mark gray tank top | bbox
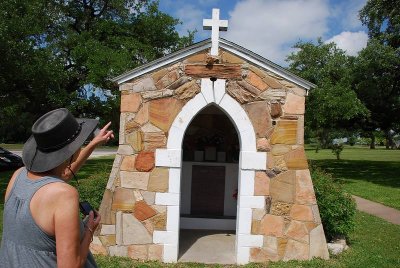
[0,168,97,267]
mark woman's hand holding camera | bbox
[85,210,101,241]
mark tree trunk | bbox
[369,133,376,149]
[385,129,394,149]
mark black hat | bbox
[22,108,98,172]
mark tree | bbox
[352,39,400,148]
[286,39,368,149]
[359,0,400,48]
[0,0,194,143]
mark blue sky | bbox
[158,0,369,66]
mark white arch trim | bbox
[154,78,267,264]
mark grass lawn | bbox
[305,146,400,210]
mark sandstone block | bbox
[257,138,271,152]
[251,220,261,234]
[260,214,284,237]
[237,80,263,96]
[141,89,174,100]
[263,74,283,89]
[271,201,291,216]
[125,119,140,134]
[122,213,152,245]
[150,213,167,230]
[141,191,156,205]
[152,68,169,83]
[143,132,167,151]
[148,244,163,261]
[295,170,317,205]
[142,219,154,235]
[290,204,314,222]
[221,52,245,64]
[131,77,156,92]
[99,189,113,224]
[108,245,128,257]
[175,80,200,100]
[149,98,183,132]
[90,241,107,255]
[246,71,268,91]
[125,131,143,152]
[120,155,137,171]
[148,168,169,192]
[134,102,149,126]
[271,144,291,156]
[283,93,305,115]
[99,235,116,247]
[277,238,288,258]
[284,147,308,170]
[250,248,270,263]
[283,239,309,261]
[135,151,155,172]
[270,171,295,203]
[263,235,279,261]
[127,245,147,260]
[309,224,329,259]
[270,103,282,118]
[184,52,206,63]
[100,224,116,235]
[117,145,134,155]
[244,101,272,138]
[253,208,266,220]
[285,220,308,243]
[134,200,157,221]
[112,188,135,211]
[121,93,142,113]
[226,81,257,104]
[270,120,298,145]
[254,171,270,196]
[120,171,150,190]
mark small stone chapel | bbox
[92,8,329,264]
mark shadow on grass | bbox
[309,159,400,189]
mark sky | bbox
[158,0,369,66]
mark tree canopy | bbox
[0,0,193,142]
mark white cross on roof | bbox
[203,8,228,56]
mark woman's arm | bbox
[63,122,114,180]
[54,185,101,268]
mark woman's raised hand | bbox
[91,122,114,146]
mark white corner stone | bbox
[240,151,266,170]
[237,234,264,247]
[168,168,181,194]
[237,208,252,234]
[163,244,178,263]
[239,129,257,152]
[236,246,250,265]
[155,192,179,206]
[240,196,265,208]
[155,149,182,167]
[200,78,214,103]
[167,126,184,149]
[166,206,180,232]
[238,170,255,196]
[153,231,178,244]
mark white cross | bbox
[203,8,228,56]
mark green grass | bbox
[305,146,400,210]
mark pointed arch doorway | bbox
[178,104,239,263]
[154,78,267,264]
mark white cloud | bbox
[224,0,331,65]
[325,31,368,56]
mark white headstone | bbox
[203,8,228,56]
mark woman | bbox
[0,108,114,267]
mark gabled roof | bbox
[112,38,316,90]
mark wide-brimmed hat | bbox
[22,108,98,172]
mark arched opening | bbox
[178,104,240,264]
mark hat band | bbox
[37,122,84,152]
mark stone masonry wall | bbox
[92,48,329,262]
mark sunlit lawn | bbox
[305,145,400,210]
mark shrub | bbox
[311,167,356,241]
[331,143,344,160]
